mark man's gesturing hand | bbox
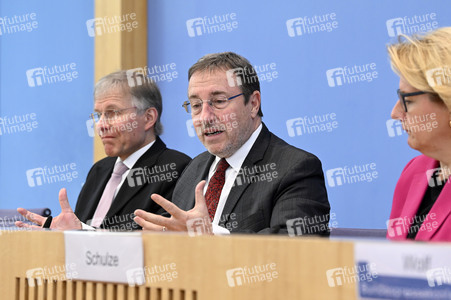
[16,188,82,230]
[134,181,212,234]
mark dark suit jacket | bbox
[75,137,191,230]
[172,124,330,235]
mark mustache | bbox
[194,119,221,128]
[194,122,226,132]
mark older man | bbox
[134,52,330,235]
[16,71,191,230]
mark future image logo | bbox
[26,68,45,87]
[26,163,78,187]
[286,13,338,37]
[326,263,377,288]
[386,119,403,137]
[286,113,338,137]
[126,67,148,87]
[226,263,278,287]
[387,113,438,138]
[226,67,256,87]
[187,113,238,138]
[186,18,204,37]
[126,64,178,87]
[326,63,378,87]
[226,63,278,87]
[186,217,212,236]
[325,163,378,188]
[86,18,102,37]
[426,167,451,188]
[0,13,38,35]
[0,113,38,136]
[386,214,437,238]
[186,13,238,37]
[286,213,337,237]
[386,217,407,238]
[26,168,45,187]
[386,18,405,37]
[126,268,145,286]
[186,119,197,137]
[426,66,451,87]
[126,163,179,187]
[86,119,95,137]
[233,163,279,188]
[26,63,79,87]
[326,68,345,87]
[26,263,78,287]
[386,13,438,37]
[427,267,451,287]
[86,13,138,37]
[126,263,178,286]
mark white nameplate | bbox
[355,241,451,299]
[64,231,143,284]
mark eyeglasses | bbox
[182,93,243,114]
[90,107,137,123]
[397,89,427,112]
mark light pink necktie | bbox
[91,161,128,227]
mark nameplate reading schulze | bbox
[85,251,119,267]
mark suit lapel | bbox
[184,154,215,210]
[220,124,271,224]
[104,138,166,218]
[396,158,436,239]
[418,168,451,240]
[397,173,428,238]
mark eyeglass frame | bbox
[397,89,427,112]
[182,93,244,114]
[90,107,139,123]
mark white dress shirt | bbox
[206,124,263,234]
[114,140,155,197]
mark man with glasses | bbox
[16,71,191,231]
[134,52,330,235]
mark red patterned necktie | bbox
[205,158,230,221]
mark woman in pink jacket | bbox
[387,27,451,241]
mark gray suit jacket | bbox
[172,124,330,235]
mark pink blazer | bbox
[387,155,451,241]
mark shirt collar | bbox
[211,123,263,172]
[116,139,156,169]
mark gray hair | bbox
[94,70,163,135]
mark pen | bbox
[42,216,53,229]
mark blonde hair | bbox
[388,27,451,111]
